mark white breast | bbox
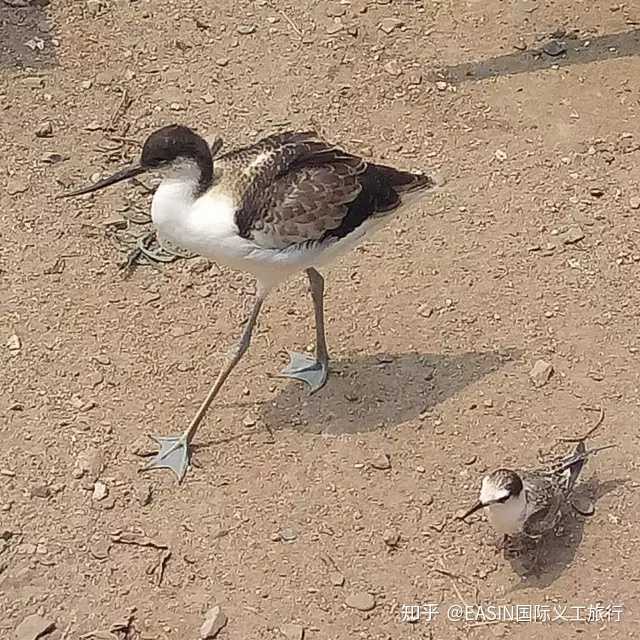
[486,495,527,535]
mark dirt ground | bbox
[2,1,640,639]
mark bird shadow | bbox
[506,477,628,591]
[259,348,519,435]
[431,27,640,84]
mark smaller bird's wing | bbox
[521,472,563,538]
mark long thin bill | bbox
[458,501,485,521]
[60,164,146,198]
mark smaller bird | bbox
[458,441,615,548]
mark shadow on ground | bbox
[259,348,518,435]
[432,28,640,83]
[507,477,627,589]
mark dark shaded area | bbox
[432,28,640,84]
[260,348,518,435]
[507,477,628,589]
[0,0,57,69]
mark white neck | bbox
[485,493,527,535]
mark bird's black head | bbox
[140,124,212,170]
[458,468,524,521]
[62,124,214,198]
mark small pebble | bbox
[15,614,55,640]
[35,121,53,138]
[200,605,227,639]
[7,334,21,351]
[379,18,403,34]
[370,453,391,470]
[278,528,298,543]
[345,592,376,611]
[92,481,108,501]
[529,359,553,387]
[330,571,345,586]
[280,623,304,640]
[383,528,400,547]
[237,24,256,35]
[561,225,585,244]
[629,196,640,210]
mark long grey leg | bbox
[143,293,266,482]
[279,268,329,393]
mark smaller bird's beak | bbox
[60,163,146,198]
[458,500,485,521]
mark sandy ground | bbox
[1,1,640,639]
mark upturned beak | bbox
[60,163,146,198]
[458,500,485,521]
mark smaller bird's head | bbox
[61,124,213,198]
[459,469,523,520]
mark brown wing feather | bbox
[213,130,433,249]
[251,162,364,248]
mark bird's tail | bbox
[374,164,444,195]
[556,442,616,493]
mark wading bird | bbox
[64,124,439,481]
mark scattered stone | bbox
[589,187,605,197]
[242,414,257,427]
[483,398,494,408]
[418,304,433,318]
[278,528,298,543]
[561,225,585,245]
[85,120,101,131]
[94,354,111,366]
[280,623,304,640]
[17,543,37,555]
[382,528,400,547]
[529,359,553,387]
[15,614,54,640]
[74,450,104,484]
[92,481,108,501]
[70,395,96,412]
[237,24,256,35]
[416,465,425,473]
[30,484,50,499]
[7,334,21,351]
[22,76,45,89]
[136,483,153,507]
[89,539,111,560]
[326,22,344,35]
[202,94,215,104]
[35,121,53,138]
[494,149,507,161]
[370,453,391,470]
[383,60,402,76]
[435,81,448,91]
[345,592,376,611]
[629,196,640,210]
[330,571,345,586]
[200,605,227,639]
[7,180,28,195]
[543,39,567,56]
[41,152,64,164]
[215,57,229,67]
[379,18,403,34]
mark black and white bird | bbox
[64,124,440,481]
[459,441,614,545]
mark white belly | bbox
[486,500,526,535]
[151,180,395,288]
